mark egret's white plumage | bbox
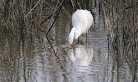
[69,9,93,48]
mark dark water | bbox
[0,29,108,82]
[0,10,136,82]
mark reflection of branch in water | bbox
[68,44,93,73]
[46,37,57,57]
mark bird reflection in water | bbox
[68,44,93,74]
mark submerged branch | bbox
[45,0,65,36]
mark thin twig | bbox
[40,0,65,25]
[25,0,42,18]
[70,0,74,8]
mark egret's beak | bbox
[68,43,72,49]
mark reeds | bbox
[0,0,67,35]
[102,0,138,81]
[0,0,92,34]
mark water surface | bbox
[0,9,135,82]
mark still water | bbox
[0,12,135,82]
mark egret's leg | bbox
[86,30,88,42]
[78,37,80,44]
[86,33,88,42]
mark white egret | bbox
[68,9,93,48]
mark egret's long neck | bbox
[69,27,76,44]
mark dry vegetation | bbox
[0,0,92,35]
[102,0,138,81]
[0,0,66,34]
[0,0,138,81]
